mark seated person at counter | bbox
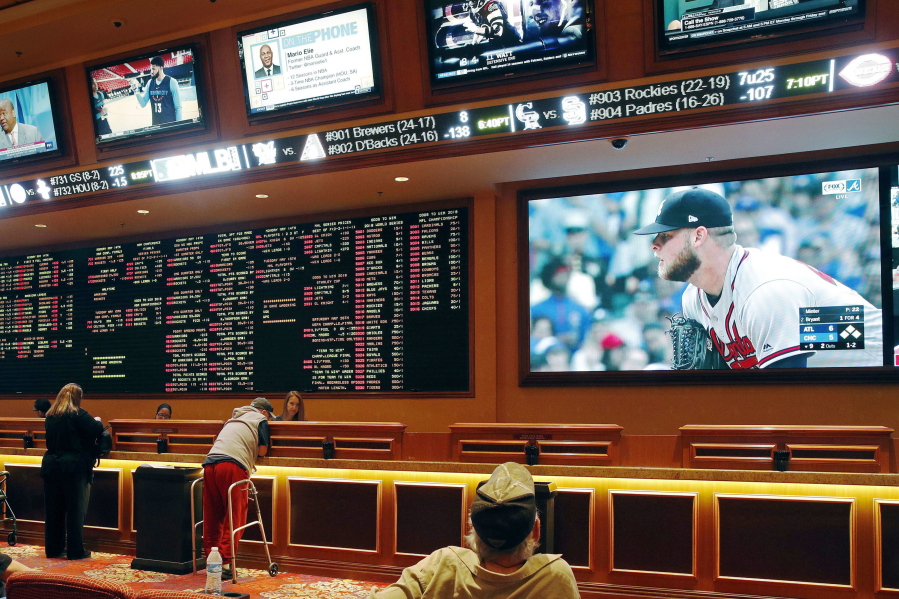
[33,397,50,418]
[274,391,304,421]
[155,403,172,420]
[370,462,581,598]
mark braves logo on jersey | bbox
[709,304,758,369]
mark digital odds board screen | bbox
[524,163,895,383]
[0,205,469,394]
[237,3,381,117]
[424,0,595,87]
[87,44,205,144]
[0,79,62,166]
[658,0,865,53]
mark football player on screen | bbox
[634,187,883,369]
[463,0,521,50]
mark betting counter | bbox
[1,420,898,599]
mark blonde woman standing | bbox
[41,383,103,560]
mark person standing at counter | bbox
[371,462,581,598]
[202,397,273,579]
[274,391,304,422]
[41,383,103,560]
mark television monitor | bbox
[424,0,595,87]
[87,44,204,144]
[657,0,865,53]
[237,3,381,117]
[0,78,61,165]
[524,164,892,382]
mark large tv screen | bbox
[87,44,204,144]
[424,0,595,87]
[524,164,893,382]
[658,0,865,53]
[0,79,61,165]
[237,3,381,117]
[0,204,469,394]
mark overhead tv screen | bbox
[237,3,381,117]
[525,164,892,380]
[658,0,865,53]
[424,0,595,87]
[0,204,469,394]
[0,79,61,165]
[87,44,204,144]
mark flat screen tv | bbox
[237,3,381,117]
[523,162,895,384]
[87,44,205,144]
[0,78,61,165]
[424,0,595,87]
[657,0,865,54]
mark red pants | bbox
[202,461,250,564]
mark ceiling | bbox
[0,0,897,254]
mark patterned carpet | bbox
[3,544,391,598]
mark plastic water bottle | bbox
[205,546,222,595]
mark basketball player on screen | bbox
[634,187,883,369]
[133,55,182,125]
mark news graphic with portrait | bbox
[240,6,377,114]
[528,168,885,373]
[426,0,592,84]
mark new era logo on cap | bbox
[634,187,733,235]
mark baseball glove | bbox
[666,313,728,370]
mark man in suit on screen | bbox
[0,98,43,149]
[254,44,281,78]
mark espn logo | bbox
[822,179,861,195]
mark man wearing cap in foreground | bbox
[634,187,881,369]
[370,462,580,598]
[202,397,273,579]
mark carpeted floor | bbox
[3,543,391,598]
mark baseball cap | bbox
[634,187,733,235]
[250,397,274,413]
[470,462,537,551]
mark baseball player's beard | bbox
[658,244,700,282]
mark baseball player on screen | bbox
[634,187,883,369]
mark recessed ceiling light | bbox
[35,224,47,228]
[395,177,409,182]
[256,194,269,199]
[137,209,150,214]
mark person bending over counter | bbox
[371,462,581,598]
[274,391,304,421]
[202,397,273,580]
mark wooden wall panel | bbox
[717,495,852,586]
[4,464,42,522]
[878,500,899,590]
[553,489,593,568]
[288,478,379,551]
[611,491,694,575]
[394,482,464,556]
[240,475,274,543]
[85,469,120,530]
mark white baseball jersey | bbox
[682,246,883,369]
